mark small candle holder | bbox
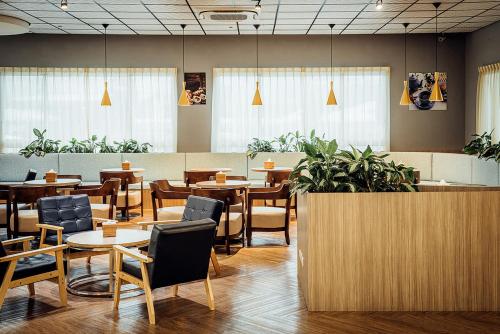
[264,159,275,169]
[45,169,57,183]
[122,160,131,170]
[215,171,226,184]
[102,221,118,237]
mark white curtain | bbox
[0,67,177,153]
[476,63,500,141]
[211,67,390,152]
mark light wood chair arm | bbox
[36,224,64,231]
[1,236,34,246]
[0,244,68,263]
[113,245,153,263]
[138,219,183,230]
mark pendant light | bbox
[429,2,444,102]
[178,24,190,106]
[252,24,263,106]
[101,24,111,107]
[400,23,411,105]
[326,24,337,106]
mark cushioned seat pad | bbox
[157,206,184,221]
[251,207,286,228]
[0,203,29,225]
[10,209,40,233]
[12,254,57,280]
[117,190,141,208]
[91,203,116,219]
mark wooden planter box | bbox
[297,191,500,311]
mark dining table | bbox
[195,180,251,189]
[24,178,82,188]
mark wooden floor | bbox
[1,210,500,334]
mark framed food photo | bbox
[408,72,447,111]
[184,72,207,105]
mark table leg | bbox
[109,249,114,293]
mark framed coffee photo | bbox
[184,72,207,105]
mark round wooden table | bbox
[66,229,151,297]
[101,167,145,173]
[188,168,232,173]
[251,167,293,172]
[196,180,251,189]
[23,178,81,187]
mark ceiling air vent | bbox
[199,9,258,22]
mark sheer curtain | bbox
[476,63,500,141]
[0,67,177,152]
[211,67,390,152]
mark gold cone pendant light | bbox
[101,24,111,107]
[178,24,191,106]
[252,24,262,106]
[429,2,443,102]
[400,23,411,106]
[327,24,337,106]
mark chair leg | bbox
[86,256,91,265]
[0,261,16,311]
[225,237,230,255]
[113,276,122,309]
[210,248,221,276]
[56,251,67,306]
[172,285,178,297]
[141,263,155,325]
[204,276,215,311]
[246,229,252,247]
[28,284,35,296]
[285,229,290,245]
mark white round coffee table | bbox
[188,168,232,172]
[196,180,251,189]
[251,167,293,172]
[24,178,81,187]
[66,229,151,297]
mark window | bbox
[476,63,500,141]
[0,67,177,153]
[211,67,390,152]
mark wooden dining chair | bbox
[191,188,245,255]
[71,178,120,219]
[100,171,143,221]
[247,181,292,246]
[0,236,68,311]
[184,171,218,187]
[150,180,191,221]
[265,170,297,216]
[9,186,58,238]
[208,175,248,213]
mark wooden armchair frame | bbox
[100,172,144,221]
[0,236,68,310]
[184,171,218,187]
[150,180,191,221]
[71,178,121,219]
[247,182,291,246]
[113,245,214,325]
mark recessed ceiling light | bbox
[376,0,383,10]
[60,0,68,10]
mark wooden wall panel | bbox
[298,192,500,311]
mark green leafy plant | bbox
[463,131,499,162]
[19,128,61,158]
[97,136,117,153]
[59,135,99,153]
[114,139,152,153]
[246,138,276,159]
[290,137,417,194]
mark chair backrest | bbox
[266,170,291,186]
[10,186,57,205]
[100,171,143,188]
[24,169,37,181]
[184,171,217,186]
[180,195,224,225]
[37,195,93,235]
[147,219,217,289]
[190,188,242,209]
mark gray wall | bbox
[464,21,500,140]
[0,33,466,152]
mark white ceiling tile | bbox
[146,4,191,12]
[66,4,103,12]
[83,18,121,24]
[342,29,376,34]
[9,3,56,11]
[452,2,499,11]
[71,11,114,19]
[365,3,412,12]
[135,30,171,35]
[398,11,436,18]
[323,4,366,12]
[391,17,430,24]
[310,24,347,30]
[315,18,354,25]
[351,18,392,24]
[406,3,455,11]
[279,4,322,12]
[384,23,423,30]
[154,12,195,20]
[121,18,159,25]
[275,24,310,30]
[101,4,148,12]
[30,29,66,34]
[26,10,72,18]
[468,15,500,23]
[357,11,398,19]
[440,9,484,17]
[113,12,155,19]
[317,11,359,19]
[277,12,317,19]
[276,18,313,25]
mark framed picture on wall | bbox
[184,72,206,105]
[408,72,447,111]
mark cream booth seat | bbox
[249,207,287,228]
[217,212,243,237]
[10,209,39,233]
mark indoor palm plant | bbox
[290,137,417,194]
[463,131,499,162]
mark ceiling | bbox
[0,0,499,35]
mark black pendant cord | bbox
[181,24,186,78]
[254,24,260,81]
[330,25,333,81]
[434,4,438,73]
[103,24,108,82]
[404,23,408,81]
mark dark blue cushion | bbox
[37,195,93,235]
[12,254,57,280]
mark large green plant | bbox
[114,139,152,153]
[246,130,325,159]
[59,135,99,153]
[463,131,499,162]
[290,138,417,194]
[19,128,61,158]
[246,138,275,159]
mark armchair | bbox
[113,219,218,325]
[0,236,67,311]
[247,181,291,246]
[71,178,120,219]
[150,180,191,221]
[100,171,143,221]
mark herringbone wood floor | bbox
[1,210,500,334]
